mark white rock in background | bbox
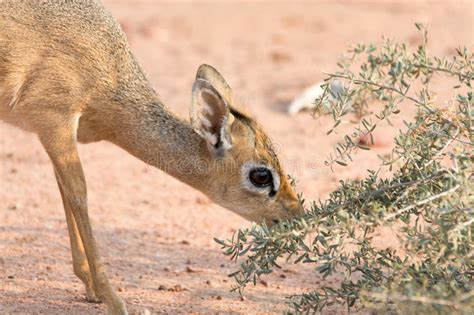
[288,80,347,115]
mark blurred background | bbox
[1,1,472,313]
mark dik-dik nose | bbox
[282,197,305,218]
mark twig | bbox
[431,131,474,146]
[413,64,473,81]
[424,129,461,168]
[324,73,432,111]
[450,218,474,234]
[384,184,461,221]
[325,170,448,217]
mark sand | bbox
[1,0,472,314]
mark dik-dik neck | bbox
[105,96,213,192]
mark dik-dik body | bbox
[0,1,303,313]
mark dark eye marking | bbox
[249,167,273,187]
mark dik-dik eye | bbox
[241,163,280,196]
[249,167,273,187]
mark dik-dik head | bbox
[190,65,304,226]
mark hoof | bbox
[85,293,102,304]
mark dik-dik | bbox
[0,1,303,313]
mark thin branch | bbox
[450,217,474,234]
[384,184,461,221]
[324,72,431,110]
[325,170,447,216]
[413,63,473,81]
[431,130,474,146]
[424,129,460,168]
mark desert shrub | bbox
[216,24,473,313]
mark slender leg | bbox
[39,121,127,315]
[55,174,100,303]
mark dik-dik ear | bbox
[196,64,234,106]
[190,78,235,155]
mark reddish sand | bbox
[1,1,472,314]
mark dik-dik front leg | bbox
[55,174,100,303]
[39,118,127,315]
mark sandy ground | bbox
[1,0,472,314]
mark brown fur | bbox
[0,1,303,314]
